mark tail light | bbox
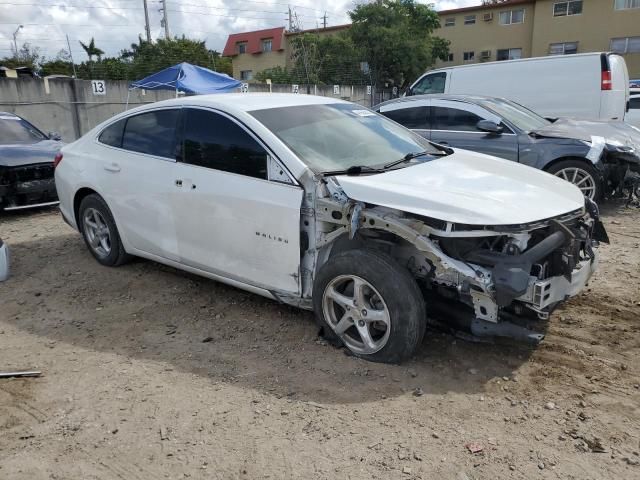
[53,153,63,168]
[601,70,612,91]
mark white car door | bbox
[95,108,181,261]
[172,107,303,293]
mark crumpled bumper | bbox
[516,250,599,313]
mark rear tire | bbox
[78,194,131,267]
[546,159,601,201]
[313,249,426,364]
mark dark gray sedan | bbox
[376,94,640,200]
[0,112,63,211]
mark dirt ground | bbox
[0,204,639,480]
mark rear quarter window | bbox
[98,119,126,147]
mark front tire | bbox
[313,249,426,364]
[78,194,131,267]
[546,159,601,201]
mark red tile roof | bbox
[222,27,285,57]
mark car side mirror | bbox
[476,120,503,134]
[48,131,62,141]
[404,86,413,97]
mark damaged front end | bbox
[313,178,607,344]
[0,163,58,211]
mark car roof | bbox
[130,93,349,114]
[376,94,500,109]
[416,52,608,76]
[0,111,20,118]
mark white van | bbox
[407,53,629,121]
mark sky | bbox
[0,0,479,62]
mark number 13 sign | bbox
[91,80,106,95]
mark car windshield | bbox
[0,116,46,144]
[249,103,441,173]
[477,98,551,132]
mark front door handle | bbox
[103,162,121,173]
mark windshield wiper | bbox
[320,165,384,177]
[383,151,432,169]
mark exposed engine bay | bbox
[300,176,608,344]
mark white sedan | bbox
[55,94,607,363]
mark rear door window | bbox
[411,72,446,95]
[431,106,482,131]
[381,106,429,129]
[122,109,180,158]
[98,118,126,148]
[181,108,268,179]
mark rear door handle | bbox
[175,179,183,187]
[103,163,120,173]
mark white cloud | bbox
[0,0,478,62]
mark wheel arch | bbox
[316,229,416,278]
[541,155,599,174]
[73,187,99,229]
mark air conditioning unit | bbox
[480,50,492,61]
[483,13,493,21]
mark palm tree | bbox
[79,37,104,78]
[79,38,104,62]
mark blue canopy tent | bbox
[126,62,241,108]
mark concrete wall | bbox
[0,78,388,142]
[0,78,174,142]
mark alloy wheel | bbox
[83,208,112,258]
[554,167,596,199]
[322,274,391,355]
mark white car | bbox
[627,88,640,128]
[55,94,607,363]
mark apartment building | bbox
[222,0,640,81]
[436,0,640,77]
[222,25,350,81]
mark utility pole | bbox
[287,6,293,31]
[160,0,170,39]
[66,34,77,78]
[322,12,327,29]
[143,0,151,42]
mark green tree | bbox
[348,0,449,88]
[79,38,105,62]
[255,66,292,83]
[40,49,74,76]
[0,42,42,70]
[288,32,367,85]
[121,36,230,80]
[77,57,130,80]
